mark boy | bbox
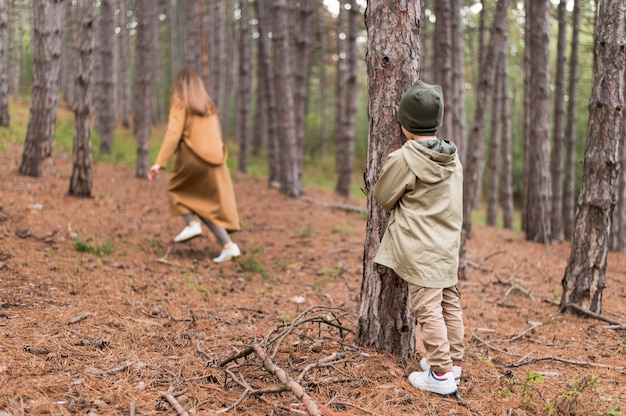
[373,80,464,395]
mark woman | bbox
[148,67,241,263]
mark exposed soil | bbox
[0,141,625,416]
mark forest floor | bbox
[0,140,625,416]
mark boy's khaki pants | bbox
[409,285,464,374]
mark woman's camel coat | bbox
[155,99,240,232]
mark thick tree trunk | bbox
[68,0,95,197]
[560,0,625,314]
[134,0,155,178]
[523,0,551,243]
[358,0,419,360]
[18,0,64,177]
[609,93,626,251]
[97,0,115,154]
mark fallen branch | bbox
[565,303,625,327]
[85,360,137,376]
[161,392,189,416]
[66,312,92,325]
[471,331,608,368]
[252,343,322,416]
[156,247,181,266]
[505,321,542,342]
[300,196,366,214]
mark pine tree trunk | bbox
[97,0,115,154]
[610,94,626,251]
[523,0,552,243]
[134,0,155,178]
[462,0,509,238]
[271,0,300,197]
[9,0,24,101]
[560,0,625,314]
[486,51,503,227]
[550,0,568,241]
[316,0,329,158]
[183,1,201,72]
[116,0,131,128]
[294,1,314,184]
[500,33,514,230]
[433,0,452,138]
[68,0,95,197]
[358,0,420,360]
[335,0,358,198]
[0,0,10,127]
[450,0,465,163]
[209,0,223,109]
[18,0,64,177]
[236,0,251,173]
[253,0,279,185]
[563,0,581,241]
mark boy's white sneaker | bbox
[213,244,241,263]
[174,222,202,242]
[408,369,457,395]
[420,357,462,385]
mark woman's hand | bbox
[148,164,161,181]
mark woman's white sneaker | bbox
[174,222,202,242]
[212,244,241,263]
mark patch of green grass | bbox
[237,257,266,275]
[292,226,313,238]
[331,224,355,235]
[74,237,114,256]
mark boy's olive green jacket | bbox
[373,139,463,289]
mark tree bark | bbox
[499,32,514,230]
[560,0,625,314]
[450,0,465,163]
[563,0,581,241]
[486,50,504,227]
[358,0,419,360]
[68,0,95,197]
[523,0,552,243]
[18,0,64,177]
[0,0,10,127]
[236,0,251,173]
[97,0,115,154]
[271,0,301,197]
[116,0,131,128]
[253,0,279,185]
[609,67,626,252]
[550,0,568,241]
[462,0,509,238]
[134,0,155,178]
[335,0,359,198]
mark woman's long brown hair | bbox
[170,67,217,117]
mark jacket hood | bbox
[401,139,458,184]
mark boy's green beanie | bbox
[398,80,444,136]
